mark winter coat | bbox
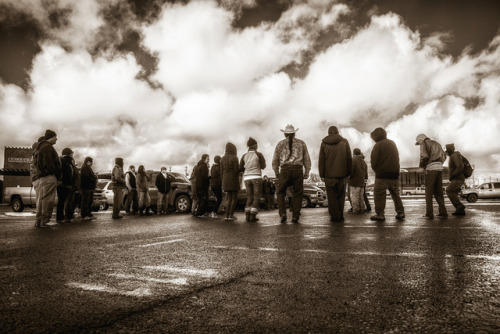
[136,173,150,192]
[318,134,352,179]
[449,152,465,181]
[80,164,97,190]
[210,163,222,189]
[194,160,210,190]
[419,139,445,171]
[60,155,76,187]
[370,128,400,180]
[112,165,126,188]
[155,173,171,194]
[221,143,240,191]
[240,150,266,180]
[349,155,368,187]
[33,140,61,180]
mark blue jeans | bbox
[244,179,262,213]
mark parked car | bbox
[460,182,500,203]
[402,186,426,195]
[284,183,326,208]
[3,185,107,212]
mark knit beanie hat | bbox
[328,126,339,135]
[44,129,57,140]
[62,148,73,156]
[353,148,361,156]
[445,143,455,154]
[247,137,257,147]
[115,157,124,167]
[214,155,221,164]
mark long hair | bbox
[138,165,149,181]
[285,133,295,155]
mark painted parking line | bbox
[311,224,492,229]
[66,282,152,297]
[213,245,500,261]
[108,273,188,285]
[142,265,218,277]
[138,239,185,248]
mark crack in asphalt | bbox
[62,270,255,333]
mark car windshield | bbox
[97,181,109,190]
[169,172,190,183]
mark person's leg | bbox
[113,187,123,217]
[363,184,371,211]
[276,170,291,219]
[145,190,152,215]
[244,180,253,221]
[125,190,133,214]
[351,187,362,212]
[157,192,164,214]
[425,171,436,217]
[434,172,447,216]
[40,175,58,224]
[387,180,405,218]
[250,179,262,221]
[372,178,387,219]
[56,186,66,221]
[229,191,238,218]
[325,184,338,220]
[33,179,42,226]
[337,179,346,219]
[64,189,75,220]
[291,169,304,221]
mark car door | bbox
[493,183,500,198]
[479,183,494,199]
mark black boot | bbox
[139,207,144,216]
[245,211,251,222]
[145,207,152,216]
[250,213,259,222]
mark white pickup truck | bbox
[402,187,425,196]
[3,185,36,212]
[460,182,500,203]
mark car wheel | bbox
[405,192,411,195]
[466,194,478,203]
[99,202,109,211]
[12,197,24,212]
[301,197,310,208]
[175,195,191,213]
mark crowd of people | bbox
[29,124,468,227]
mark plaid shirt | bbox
[272,138,311,176]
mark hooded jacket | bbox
[370,128,400,180]
[446,145,465,181]
[81,163,97,190]
[318,133,352,179]
[210,156,222,189]
[194,159,210,190]
[59,155,76,187]
[34,140,61,180]
[349,154,368,187]
[221,142,240,191]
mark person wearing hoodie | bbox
[415,134,448,219]
[57,148,76,223]
[221,143,240,221]
[33,130,61,227]
[210,155,223,218]
[240,137,266,222]
[111,157,126,219]
[318,126,352,222]
[194,154,210,218]
[137,165,152,216]
[349,148,368,214]
[80,156,97,220]
[273,124,311,223]
[370,127,405,221]
[445,143,466,216]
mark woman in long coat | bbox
[220,142,239,221]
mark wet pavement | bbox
[0,199,499,333]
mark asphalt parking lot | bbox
[0,199,499,333]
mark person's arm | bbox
[272,143,281,177]
[239,154,246,173]
[419,141,429,168]
[303,142,311,179]
[318,143,325,179]
[258,152,266,170]
[126,173,132,189]
[345,140,352,177]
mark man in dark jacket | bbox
[125,165,138,215]
[445,143,466,216]
[57,148,76,223]
[155,167,171,215]
[33,129,61,227]
[370,127,405,221]
[318,126,352,222]
[80,157,97,220]
[194,154,210,218]
[111,157,126,219]
[210,156,222,218]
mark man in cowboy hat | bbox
[272,124,311,223]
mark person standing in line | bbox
[33,130,61,227]
[415,133,448,219]
[125,165,138,215]
[155,167,171,215]
[273,124,311,224]
[30,136,44,227]
[221,142,240,221]
[111,157,126,219]
[137,165,152,216]
[240,137,266,222]
[56,148,76,223]
[189,165,198,215]
[210,156,223,218]
[361,152,372,212]
[80,157,97,220]
[369,127,405,221]
[194,154,210,218]
[318,126,352,222]
[445,143,466,216]
[262,175,271,210]
[349,148,368,214]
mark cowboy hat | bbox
[280,124,299,134]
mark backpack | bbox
[459,152,474,178]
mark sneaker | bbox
[292,217,299,224]
[436,214,448,219]
[395,214,405,221]
[280,215,287,223]
[365,207,372,212]
[211,212,219,218]
[421,215,434,220]
[452,211,466,216]
[370,215,385,221]
[44,222,60,227]
[112,215,123,219]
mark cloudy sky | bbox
[1,0,499,180]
